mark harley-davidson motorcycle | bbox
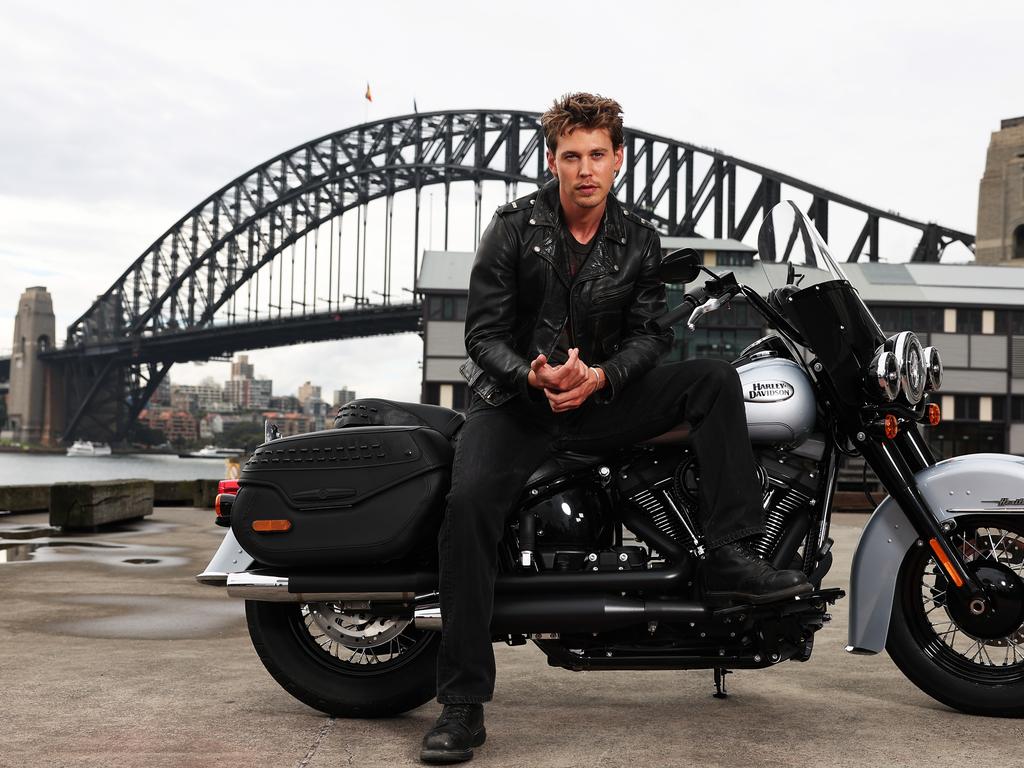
[198,201,1024,718]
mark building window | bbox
[451,384,468,411]
[716,251,754,267]
[1012,396,1024,422]
[954,395,979,420]
[1014,224,1024,260]
[427,296,468,321]
[956,309,982,334]
[992,396,1007,422]
[871,306,943,335]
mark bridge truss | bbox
[53,109,974,443]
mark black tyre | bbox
[245,600,440,717]
[886,516,1024,717]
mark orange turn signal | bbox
[929,537,965,588]
[884,414,899,440]
[252,519,292,533]
[926,403,941,426]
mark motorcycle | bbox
[197,200,1024,718]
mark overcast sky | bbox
[1,1,1020,402]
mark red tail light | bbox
[218,479,240,494]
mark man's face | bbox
[546,127,624,210]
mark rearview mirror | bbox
[659,248,701,283]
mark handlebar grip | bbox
[651,287,707,333]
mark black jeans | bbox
[435,359,764,704]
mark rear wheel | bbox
[245,600,439,717]
[886,517,1024,716]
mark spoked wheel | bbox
[887,516,1024,716]
[245,600,440,717]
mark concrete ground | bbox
[1,508,1021,768]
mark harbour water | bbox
[0,453,231,486]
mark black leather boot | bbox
[703,542,812,604]
[420,703,486,764]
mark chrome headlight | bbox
[922,346,943,392]
[865,348,900,401]
[890,331,926,404]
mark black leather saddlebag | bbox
[231,425,452,567]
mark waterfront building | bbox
[138,407,198,444]
[333,388,357,407]
[224,354,272,409]
[297,381,322,406]
[231,355,255,380]
[224,377,272,409]
[199,413,224,439]
[261,411,314,436]
[170,380,232,414]
[269,395,301,413]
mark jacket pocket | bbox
[459,357,484,388]
[459,357,511,406]
[592,284,633,306]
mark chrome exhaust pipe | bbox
[413,604,442,631]
[224,573,414,602]
[413,595,710,633]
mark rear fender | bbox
[847,453,1024,654]
[195,529,255,586]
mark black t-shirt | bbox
[549,223,597,366]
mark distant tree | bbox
[132,423,167,446]
[221,422,267,452]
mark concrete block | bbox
[153,480,197,506]
[192,479,219,509]
[49,479,154,530]
[0,484,51,513]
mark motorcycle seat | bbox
[639,421,691,446]
[334,399,465,440]
[527,422,692,487]
[527,451,604,486]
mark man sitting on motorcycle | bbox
[421,92,810,764]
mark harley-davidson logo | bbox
[981,497,1024,506]
[745,380,794,402]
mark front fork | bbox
[859,427,988,608]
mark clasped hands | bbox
[527,347,604,413]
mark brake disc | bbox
[305,603,411,649]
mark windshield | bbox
[756,200,850,285]
[753,201,887,384]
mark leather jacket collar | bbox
[527,180,625,286]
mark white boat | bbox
[179,445,244,459]
[66,440,112,457]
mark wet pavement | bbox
[1,507,1022,768]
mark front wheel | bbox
[245,600,440,717]
[886,516,1024,716]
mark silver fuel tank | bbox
[735,356,816,447]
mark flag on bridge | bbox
[365,83,373,102]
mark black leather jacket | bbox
[460,180,673,407]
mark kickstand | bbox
[713,667,732,699]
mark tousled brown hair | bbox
[541,92,624,153]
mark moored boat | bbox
[65,440,113,457]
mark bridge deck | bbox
[43,304,420,365]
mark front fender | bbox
[847,452,1024,654]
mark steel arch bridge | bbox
[49,109,974,443]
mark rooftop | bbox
[417,250,1024,308]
